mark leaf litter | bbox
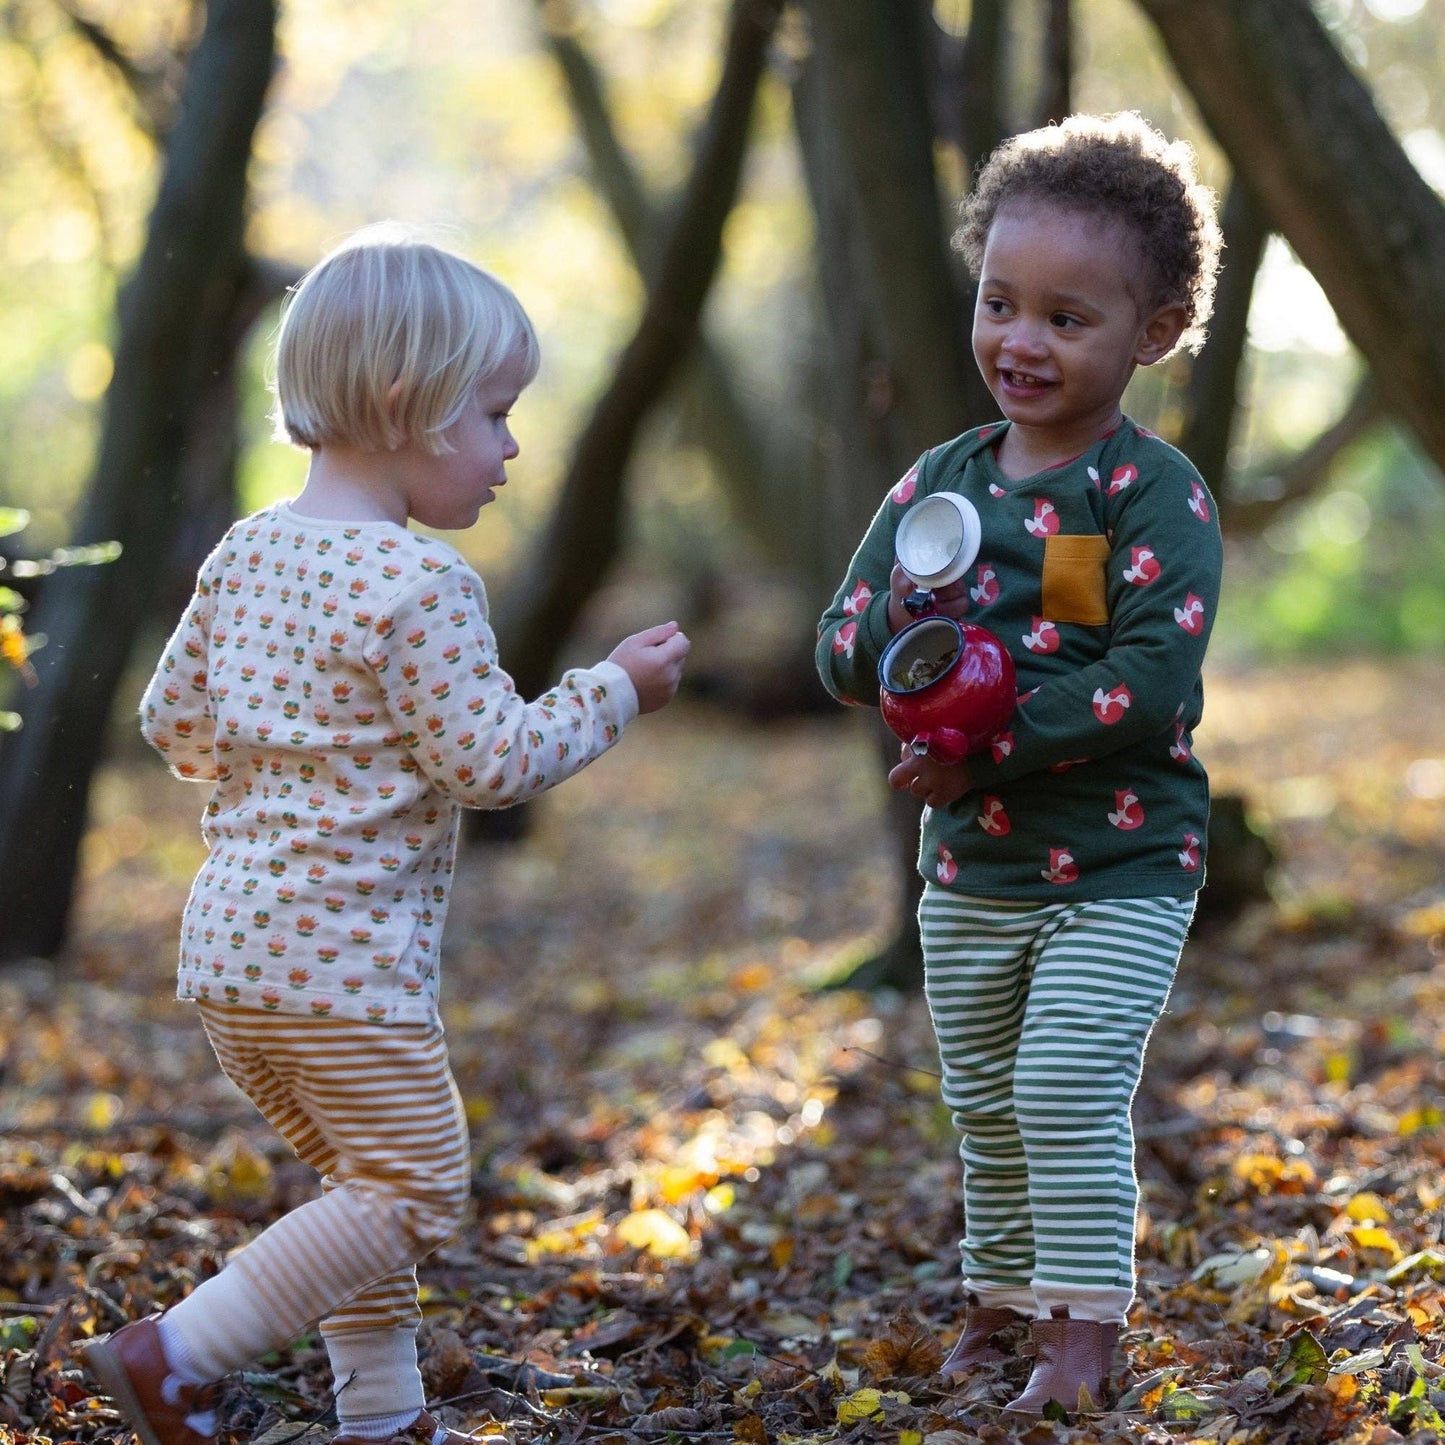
[2,661,1445,1444]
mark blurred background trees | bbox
[1,0,1443,968]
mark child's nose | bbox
[1002,319,1050,357]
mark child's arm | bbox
[138,570,220,781]
[815,464,926,706]
[366,566,677,809]
[964,457,1223,793]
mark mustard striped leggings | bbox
[920,888,1192,1324]
[164,1006,471,1420]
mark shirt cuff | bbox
[591,659,640,726]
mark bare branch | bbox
[1136,0,1445,471]
[51,0,181,138]
[497,0,786,702]
[1223,377,1384,535]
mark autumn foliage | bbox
[3,664,1445,1444]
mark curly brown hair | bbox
[955,112,1221,355]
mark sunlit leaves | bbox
[614,1207,693,1258]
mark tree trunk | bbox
[495,0,784,705]
[791,33,931,994]
[534,5,804,578]
[954,0,1008,173]
[1177,176,1269,509]
[1033,0,1072,129]
[802,0,990,453]
[1135,0,1445,472]
[797,0,1002,992]
[0,0,277,964]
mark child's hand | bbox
[609,621,691,715]
[888,743,973,808]
[888,562,972,633]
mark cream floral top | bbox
[140,502,638,1024]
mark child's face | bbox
[402,347,529,532]
[972,200,1184,464]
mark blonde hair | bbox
[273,225,540,454]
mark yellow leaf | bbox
[1345,1192,1391,1224]
[1348,1225,1404,1263]
[1231,1153,1315,1194]
[204,1134,273,1204]
[1399,1106,1443,1137]
[1192,1246,1280,1287]
[1401,904,1445,937]
[1327,1374,1360,1403]
[730,962,772,991]
[526,1210,603,1260]
[83,1092,122,1131]
[836,1388,883,1424]
[615,1207,693,1258]
[659,1164,717,1204]
[900,1433,923,1445]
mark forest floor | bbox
[4,660,1445,1445]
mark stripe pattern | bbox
[920,887,1191,1304]
[165,1007,470,1414]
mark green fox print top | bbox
[141,503,638,1024]
[816,419,1223,901]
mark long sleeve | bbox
[815,461,925,707]
[817,421,1221,901]
[139,563,220,781]
[364,567,637,809]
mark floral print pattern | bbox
[141,504,637,1023]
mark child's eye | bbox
[983,297,1011,317]
[1051,313,1083,329]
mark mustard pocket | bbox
[1041,533,1111,625]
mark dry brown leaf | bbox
[863,1309,945,1382]
[420,1327,474,1399]
[732,1412,769,1445]
[636,1406,704,1430]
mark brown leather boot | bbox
[1003,1305,1118,1416]
[939,1295,1029,1376]
[80,1317,222,1445]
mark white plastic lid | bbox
[895,491,982,589]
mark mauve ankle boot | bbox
[939,1295,1029,1376]
[1003,1305,1118,1416]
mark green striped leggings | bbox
[920,887,1193,1324]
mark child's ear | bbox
[1134,302,1188,367]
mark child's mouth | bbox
[999,368,1055,393]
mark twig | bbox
[841,1045,942,1080]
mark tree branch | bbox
[0,0,278,962]
[1223,377,1384,535]
[532,0,794,568]
[497,0,785,702]
[1135,0,1445,472]
[51,0,188,138]
[1178,175,1269,507]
